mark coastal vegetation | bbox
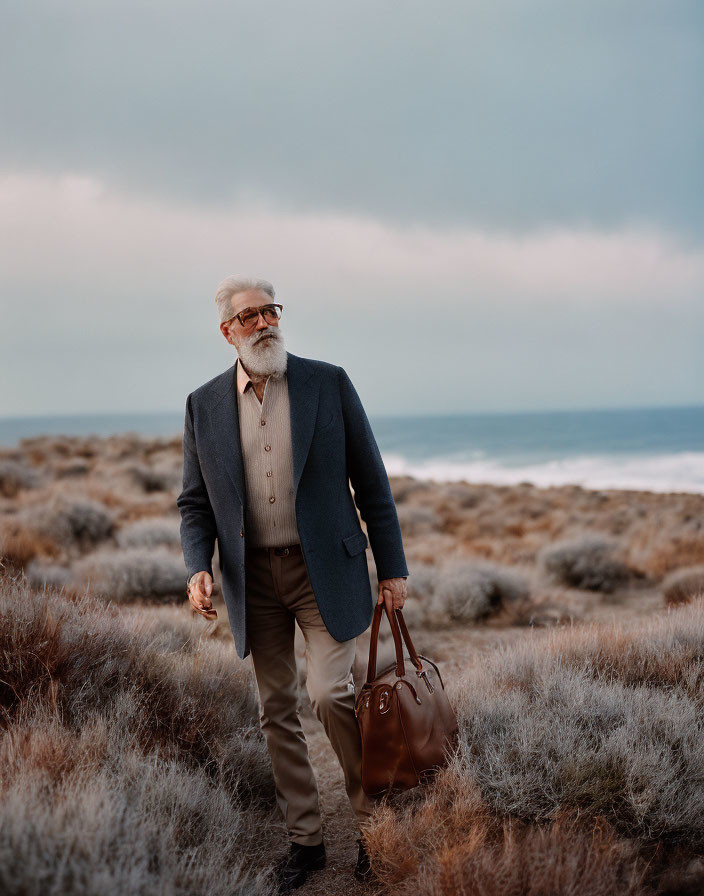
[1,432,704,893]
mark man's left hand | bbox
[377,576,408,616]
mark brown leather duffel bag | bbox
[354,601,460,796]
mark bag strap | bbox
[366,602,423,684]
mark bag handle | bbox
[366,601,423,684]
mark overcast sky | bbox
[1,0,702,417]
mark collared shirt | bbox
[235,357,300,548]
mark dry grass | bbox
[427,560,531,624]
[0,458,43,496]
[367,772,651,896]
[0,572,281,895]
[363,597,704,895]
[538,534,633,592]
[0,517,62,569]
[640,536,704,579]
[368,557,533,628]
[71,546,187,601]
[3,436,704,622]
[0,575,270,794]
[116,515,182,549]
[0,711,274,896]
[662,565,704,606]
[3,436,704,892]
[21,492,116,548]
[125,459,183,493]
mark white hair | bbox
[214,276,276,324]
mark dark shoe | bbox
[273,840,326,894]
[354,836,373,883]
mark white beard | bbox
[237,327,288,378]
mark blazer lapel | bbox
[208,363,246,508]
[286,352,320,498]
[207,352,320,510]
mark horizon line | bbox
[1,400,703,423]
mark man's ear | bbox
[220,322,235,345]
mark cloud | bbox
[2,0,702,235]
[2,171,702,311]
[1,0,701,415]
[1,170,702,417]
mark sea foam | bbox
[382,450,704,495]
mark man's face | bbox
[220,289,281,349]
[220,288,287,377]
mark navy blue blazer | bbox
[176,351,409,659]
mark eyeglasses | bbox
[228,303,283,330]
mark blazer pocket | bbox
[343,530,369,557]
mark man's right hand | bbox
[187,571,217,619]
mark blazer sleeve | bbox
[338,366,409,581]
[176,392,217,580]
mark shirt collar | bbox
[235,357,286,394]
[235,357,252,395]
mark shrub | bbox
[662,565,704,606]
[363,598,704,894]
[0,574,272,803]
[72,547,187,602]
[447,603,704,848]
[440,481,484,508]
[0,459,42,497]
[406,563,437,605]
[128,462,182,493]
[25,560,72,591]
[52,458,91,478]
[24,494,115,549]
[366,770,650,896]
[539,534,631,592]
[382,564,437,628]
[118,602,220,654]
[116,516,181,549]
[0,719,274,896]
[0,518,61,569]
[430,560,530,623]
[396,504,442,537]
[389,477,430,504]
[0,574,277,895]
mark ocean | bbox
[1,405,703,495]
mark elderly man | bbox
[176,276,408,893]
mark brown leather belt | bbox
[247,543,302,557]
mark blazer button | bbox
[264,444,271,451]
[240,527,244,537]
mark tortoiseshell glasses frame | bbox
[226,303,284,330]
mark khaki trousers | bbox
[244,543,378,846]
